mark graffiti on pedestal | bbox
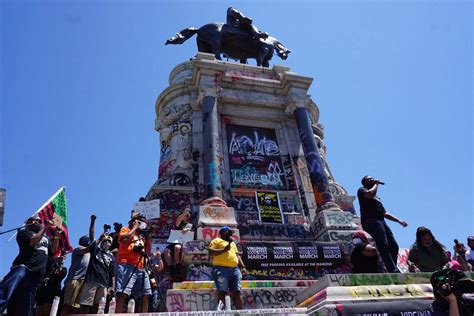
[239,223,312,241]
[157,102,193,186]
[227,124,286,189]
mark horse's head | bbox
[265,36,291,60]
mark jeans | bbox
[0,265,27,313]
[0,265,42,316]
[212,266,242,292]
[115,263,152,296]
[362,219,399,272]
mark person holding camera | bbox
[78,214,115,314]
[208,226,246,310]
[357,175,408,273]
[408,227,448,272]
[115,213,152,313]
[430,268,474,315]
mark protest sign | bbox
[133,199,160,219]
[167,229,195,244]
[256,191,284,224]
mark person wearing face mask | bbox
[208,226,246,310]
[0,216,57,316]
[115,212,152,313]
[408,227,448,272]
[78,214,115,314]
[61,215,95,315]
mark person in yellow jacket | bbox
[208,226,246,310]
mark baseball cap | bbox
[468,236,474,241]
[220,226,234,234]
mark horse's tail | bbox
[165,28,198,45]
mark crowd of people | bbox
[0,176,472,315]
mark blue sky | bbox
[1,0,472,276]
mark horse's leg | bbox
[240,59,247,64]
[210,40,222,60]
[197,37,212,54]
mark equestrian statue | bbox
[165,7,290,67]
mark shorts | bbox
[79,283,107,306]
[212,266,241,292]
[115,263,152,297]
[63,279,85,308]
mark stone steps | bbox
[173,279,316,289]
[166,286,308,312]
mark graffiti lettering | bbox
[239,224,311,241]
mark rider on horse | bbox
[226,7,268,40]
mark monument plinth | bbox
[145,53,362,312]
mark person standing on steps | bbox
[357,175,408,273]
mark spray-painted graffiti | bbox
[174,280,315,290]
[231,195,258,212]
[158,192,192,211]
[183,240,243,254]
[197,227,241,243]
[186,264,213,281]
[235,212,260,225]
[227,124,286,189]
[239,224,312,241]
[157,102,193,186]
[313,211,357,237]
[166,287,302,312]
[245,267,318,280]
[317,229,355,243]
[283,154,296,191]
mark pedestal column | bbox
[288,99,340,212]
[199,88,222,199]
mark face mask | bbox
[101,241,111,251]
[138,221,147,230]
[30,223,41,233]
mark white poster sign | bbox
[133,199,160,219]
[167,229,195,244]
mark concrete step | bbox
[166,286,307,312]
[173,279,316,289]
[298,284,433,309]
[308,299,433,316]
[296,272,434,304]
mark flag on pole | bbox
[37,187,73,256]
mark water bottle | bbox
[108,297,116,314]
[127,298,135,313]
[49,296,61,316]
[97,296,106,314]
[225,295,231,311]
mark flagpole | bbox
[7,186,66,242]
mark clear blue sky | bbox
[1,0,472,277]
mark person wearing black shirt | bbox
[350,231,384,273]
[0,216,58,316]
[164,207,192,279]
[357,175,408,272]
[78,215,115,314]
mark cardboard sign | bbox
[167,229,195,244]
[243,241,344,269]
[198,206,237,227]
[133,199,160,219]
[256,191,284,224]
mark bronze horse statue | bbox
[165,23,290,67]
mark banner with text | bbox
[242,241,344,269]
[256,191,284,224]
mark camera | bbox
[133,244,145,253]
